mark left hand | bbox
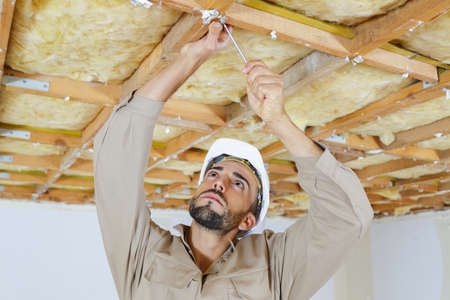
[243,61,287,124]
[180,22,230,62]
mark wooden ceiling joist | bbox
[384,116,450,150]
[312,71,450,140]
[0,0,16,84]
[355,158,432,179]
[0,152,61,170]
[0,125,81,148]
[2,69,120,105]
[350,0,450,56]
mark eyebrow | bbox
[209,166,250,189]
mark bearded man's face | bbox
[189,160,259,235]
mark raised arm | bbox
[94,22,229,299]
[244,61,374,300]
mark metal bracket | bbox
[323,134,347,144]
[0,155,13,162]
[2,75,50,91]
[0,128,31,139]
[0,172,10,179]
[422,81,438,89]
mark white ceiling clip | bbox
[194,8,221,25]
[130,0,153,8]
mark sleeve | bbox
[274,147,374,300]
[93,93,169,300]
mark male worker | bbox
[94,22,373,300]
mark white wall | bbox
[1,200,449,300]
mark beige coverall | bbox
[94,94,374,300]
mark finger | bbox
[242,60,266,74]
[250,75,282,96]
[248,67,281,88]
[205,22,223,50]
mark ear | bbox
[238,212,256,232]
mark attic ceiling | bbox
[0,0,449,218]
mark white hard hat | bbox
[198,138,270,234]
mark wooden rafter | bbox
[355,158,433,179]
[350,0,450,56]
[311,71,450,139]
[0,0,16,83]
[3,69,120,105]
[384,117,450,150]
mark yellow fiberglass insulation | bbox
[417,135,450,151]
[144,177,178,185]
[396,12,450,64]
[195,118,278,150]
[152,124,186,143]
[260,0,408,25]
[6,0,181,83]
[285,64,412,131]
[161,160,203,176]
[394,205,422,216]
[384,165,447,179]
[0,139,66,156]
[373,188,401,200]
[344,153,400,170]
[285,192,310,210]
[173,28,311,105]
[0,162,46,174]
[351,96,450,145]
[0,90,101,130]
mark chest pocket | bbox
[228,268,272,300]
[144,253,199,295]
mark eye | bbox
[207,170,217,177]
[234,180,244,190]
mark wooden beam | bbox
[270,181,302,194]
[162,99,226,126]
[157,115,213,133]
[225,3,437,81]
[361,49,437,82]
[3,69,120,105]
[0,172,47,184]
[145,168,191,183]
[0,0,16,83]
[80,107,113,145]
[0,152,61,169]
[384,116,450,150]
[53,176,94,188]
[355,159,430,179]
[350,0,450,56]
[39,189,94,204]
[394,171,450,188]
[0,124,81,148]
[312,71,450,139]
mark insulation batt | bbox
[0,162,46,174]
[383,165,447,179]
[257,0,408,25]
[195,117,278,150]
[0,90,101,130]
[173,28,311,105]
[396,12,450,64]
[351,96,450,145]
[6,0,181,82]
[344,153,400,170]
[152,124,186,143]
[144,178,179,185]
[417,135,450,151]
[0,139,66,156]
[285,64,412,131]
[161,160,203,176]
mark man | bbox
[94,22,373,300]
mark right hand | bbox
[180,21,231,61]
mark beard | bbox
[189,189,246,235]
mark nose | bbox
[213,180,225,193]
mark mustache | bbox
[197,189,227,205]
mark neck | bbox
[187,221,237,273]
